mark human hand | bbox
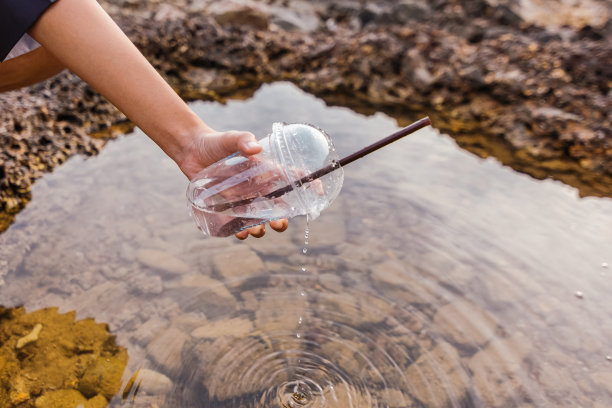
[22,0,287,239]
[178,129,289,240]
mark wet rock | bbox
[130,316,169,346]
[246,227,296,257]
[393,0,431,22]
[212,245,265,280]
[268,2,321,32]
[118,243,136,262]
[382,387,412,408]
[412,67,435,92]
[79,349,129,400]
[468,333,533,407]
[136,368,174,395]
[176,273,235,300]
[318,337,371,375]
[87,394,111,407]
[154,4,186,21]
[136,248,190,276]
[34,389,106,408]
[405,342,470,407]
[9,377,30,405]
[536,361,581,401]
[312,383,373,407]
[481,271,533,305]
[590,371,612,397]
[127,272,164,295]
[254,295,305,332]
[357,292,398,325]
[146,327,190,377]
[336,241,386,265]
[192,335,274,401]
[517,0,610,31]
[191,317,254,339]
[0,307,127,406]
[370,259,415,287]
[317,273,345,293]
[359,3,390,27]
[180,68,240,97]
[290,204,347,249]
[433,300,499,352]
[208,0,270,30]
[69,281,137,331]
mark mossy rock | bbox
[34,389,107,408]
[0,306,127,407]
[79,349,129,400]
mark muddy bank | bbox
[1,0,610,231]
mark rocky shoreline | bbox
[1,0,610,231]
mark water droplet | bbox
[575,291,584,299]
[606,355,612,362]
[302,248,308,254]
[296,333,301,338]
[304,240,309,245]
[301,267,307,272]
[298,316,303,324]
[300,291,306,297]
[602,262,609,269]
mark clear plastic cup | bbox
[187,123,344,237]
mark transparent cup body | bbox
[186,123,344,237]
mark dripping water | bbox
[278,216,316,407]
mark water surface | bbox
[1,82,611,407]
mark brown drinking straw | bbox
[210,117,431,212]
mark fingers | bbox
[234,219,289,240]
[221,130,262,157]
[235,230,249,240]
[235,224,265,240]
[270,219,289,232]
[248,224,266,238]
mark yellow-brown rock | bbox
[0,306,127,407]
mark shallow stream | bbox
[1,82,611,407]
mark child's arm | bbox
[0,46,64,92]
[27,0,287,238]
[29,0,216,171]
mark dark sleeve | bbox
[0,0,57,61]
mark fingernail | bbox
[246,141,259,150]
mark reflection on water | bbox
[1,82,611,407]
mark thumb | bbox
[220,130,262,157]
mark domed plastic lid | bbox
[271,123,344,219]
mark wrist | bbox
[162,113,215,172]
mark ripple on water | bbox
[120,271,494,407]
[1,82,611,407]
